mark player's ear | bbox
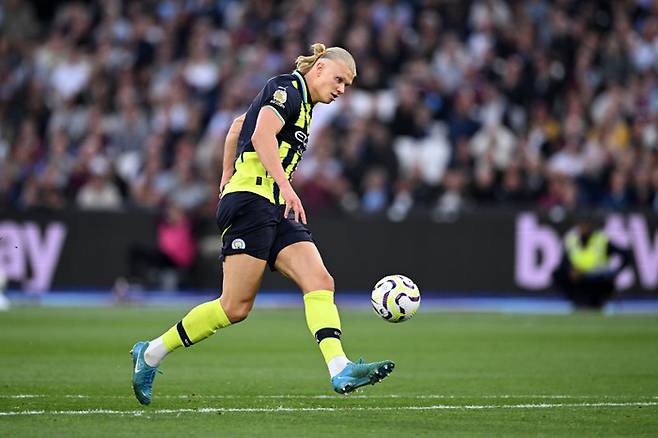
[315,60,324,77]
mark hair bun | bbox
[312,43,326,56]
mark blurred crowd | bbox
[1,0,658,221]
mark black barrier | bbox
[0,210,157,292]
[1,209,656,295]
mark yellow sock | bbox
[162,298,231,352]
[303,290,346,364]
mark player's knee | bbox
[222,300,252,324]
[316,270,334,291]
[230,310,250,324]
[226,305,251,323]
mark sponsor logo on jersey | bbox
[295,130,308,150]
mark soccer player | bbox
[130,43,394,405]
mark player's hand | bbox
[219,171,234,198]
[280,183,307,224]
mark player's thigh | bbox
[220,253,267,322]
[274,241,334,294]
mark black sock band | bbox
[176,321,193,347]
[315,327,342,344]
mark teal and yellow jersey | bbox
[222,70,313,204]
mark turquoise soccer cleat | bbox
[331,358,395,394]
[130,341,160,405]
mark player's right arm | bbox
[219,113,246,196]
[252,107,307,224]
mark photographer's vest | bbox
[564,230,609,273]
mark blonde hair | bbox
[295,43,356,76]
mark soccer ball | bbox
[371,275,420,323]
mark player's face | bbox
[314,59,354,104]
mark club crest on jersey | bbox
[231,238,246,250]
[271,88,287,107]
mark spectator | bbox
[601,169,631,210]
[121,201,197,291]
[361,167,389,214]
[0,0,657,218]
[433,167,468,221]
[471,163,496,204]
[76,156,122,210]
[50,48,92,102]
[295,130,347,213]
[495,164,529,205]
[131,152,165,209]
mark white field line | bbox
[1,394,657,400]
[1,402,658,416]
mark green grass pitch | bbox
[1,305,657,436]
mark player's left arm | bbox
[219,113,246,196]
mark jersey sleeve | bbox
[260,78,301,125]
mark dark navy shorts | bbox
[216,192,314,270]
